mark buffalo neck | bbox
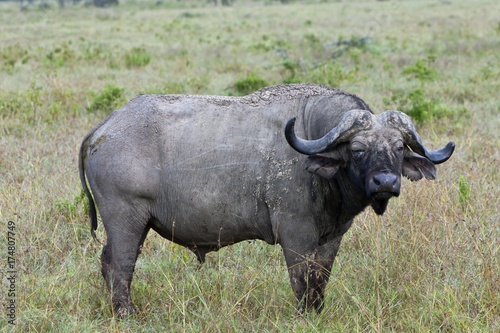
[326,168,370,235]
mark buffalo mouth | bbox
[372,191,397,201]
[370,191,399,215]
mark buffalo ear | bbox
[305,155,343,180]
[402,151,436,181]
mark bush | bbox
[402,56,438,81]
[44,42,75,68]
[282,60,302,84]
[384,88,451,124]
[87,84,125,113]
[231,72,269,96]
[0,44,30,71]
[124,47,151,69]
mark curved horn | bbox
[285,109,373,155]
[380,111,455,164]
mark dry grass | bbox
[0,0,498,331]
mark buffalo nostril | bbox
[367,172,401,201]
[370,173,400,193]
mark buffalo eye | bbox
[352,149,365,159]
[351,142,366,159]
[395,143,404,154]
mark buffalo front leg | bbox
[282,235,343,313]
[100,216,150,318]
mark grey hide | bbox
[79,83,455,317]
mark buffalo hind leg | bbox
[100,213,150,317]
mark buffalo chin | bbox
[370,198,390,215]
[370,192,397,215]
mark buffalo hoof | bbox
[114,303,136,318]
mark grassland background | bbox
[0,0,499,331]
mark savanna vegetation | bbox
[0,0,498,331]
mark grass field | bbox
[0,0,499,331]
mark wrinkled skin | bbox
[79,84,454,316]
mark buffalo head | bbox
[285,110,455,215]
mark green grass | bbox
[1,0,499,331]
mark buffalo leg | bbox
[100,207,150,317]
[282,235,343,313]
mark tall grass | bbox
[1,0,498,331]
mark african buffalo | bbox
[79,83,454,317]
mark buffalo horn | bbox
[285,109,373,155]
[380,111,455,164]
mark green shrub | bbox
[0,93,27,116]
[0,44,30,71]
[282,60,302,84]
[231,72,269,96]
[384,88,451,124]
[304,33,321,45]
[250,35,290,53]
[124,47,151,69]
[402,56,438,81]
[179,11,203,18]
[389,55,469,124]
[44,42,75,68]
[335,35,370,49]
[87,84,125,113]
[330,35,370,59]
